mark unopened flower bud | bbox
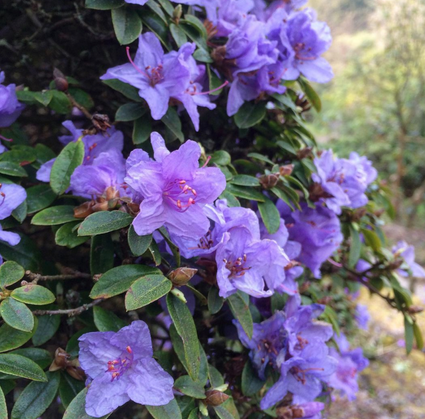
[168,267,197,286]
[53,68,69,91]
[173,4,182,22]
[259,173,280,189]
[203,390,229,406]
[92,114,111,132]
[49,348,71,371]
[297,147,313,160]
[408,305,424,314]
[279,164,294,177]
[74,201,95,218]
[92,200,109,213]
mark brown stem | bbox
[65,92,92,120]
[33,299,102,317]
[25,270,92,284]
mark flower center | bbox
[295,335,309,351]
[293,43,317,61]
[106,346,133,381]
[337,365,357,383]
[126,47,164,87]
[163,179,197,212]
[291,365,324,385]
[223,254,251,279]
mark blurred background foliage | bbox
[309,0,425,227]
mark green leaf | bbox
[166,293,200,381]
[111,7,143,45]
[55,222,87,249]
[227,292,253,339]
[78,211,133,236]
[11,285,56,305]
[169,323,189,371]
[170,23,188,47]
[208,287,224,315]
[225,184,265,202]
[161,107,184,142]
[159,228,181,267]
[140,9,170,49]
[179,22,207,51]
[31,205,76,226]
[115,102,145,121]
[219,190,240,207]
[50,140,84,195]
[93,306,126,332]
[11,372,60,419]
[85,0,124,8]
[63,388,111,419]
[234,101,266,129]
[0,387,6,419]
[146,399,182,419]
[247,152,274,165]
[68,88,94,111]
[90,234,114,275]
[132,116,152,144]
[361,228,382,252]
[32,314,60,346]
[11,348,52,370]
[0,234,41,271]
[0,261,25,287]
[102,79,142,102]
[0,354,46,381]
[128,225,152,256]
[49,91,72,114]
[157,0,174,15]
[59,372,84,409]
[413,322,424,351]
[12,200,27,223]
[149,240,162,266]
[322,305,340,336]
[33,90,53,107]
[298,77,321,112]
[26,185,56,214]
[125,274,172,310]
[0,322,34,352]
[0,298,34,332]
[348,225,361,269]
[404,316,414,354]
[210,150,231,166]
[241,360,265,396]
[258,196,281,235]
[214,399,240,419]
[90,264,160,299]
[230,175,260,187]
[208,364,224,388]
[193,48,213,63]
[174,375,205,399]
[146,0,168,23]
[0,161,27,177]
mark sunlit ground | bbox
[327,285,425,419]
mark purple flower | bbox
[36,126,124,184]
[78,321,174,417]
[69,150,126,199]
[285,9,333,83]
[280,202,343,278]
[392,241,425,279]
[253,0,308,20]
[101,33,215,131]
[170,199,260,259]
[216,226,295,298]
[235,311,288,379]
[0,71,25,128]
[284,299,333,357]
[327,333,369,401]
[260,342,337,409]
[292,402,325,419]
[0,182,27,263]
[354,304,370,330]
[125,132,226,240]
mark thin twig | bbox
[33,299,102,317]
[65,92,92,120]
[25,270,92,284]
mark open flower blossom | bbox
[0,182,27,264]
[327,333,369,401]
[78,321,174,417]
[278,201,343,278]
[392,240,425,279]
[36,123,124,184]
[101,33,216,131]
[125,132,226,240]
[312,150,377,214]
[0,71,25,128]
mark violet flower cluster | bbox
[0,71,25,129]
[101,0,333,125]
[235,295,336,411]
[312,150,378,215]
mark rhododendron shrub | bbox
[0,1,422,418]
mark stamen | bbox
[188,80,229,96]
[126,47,150,79]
